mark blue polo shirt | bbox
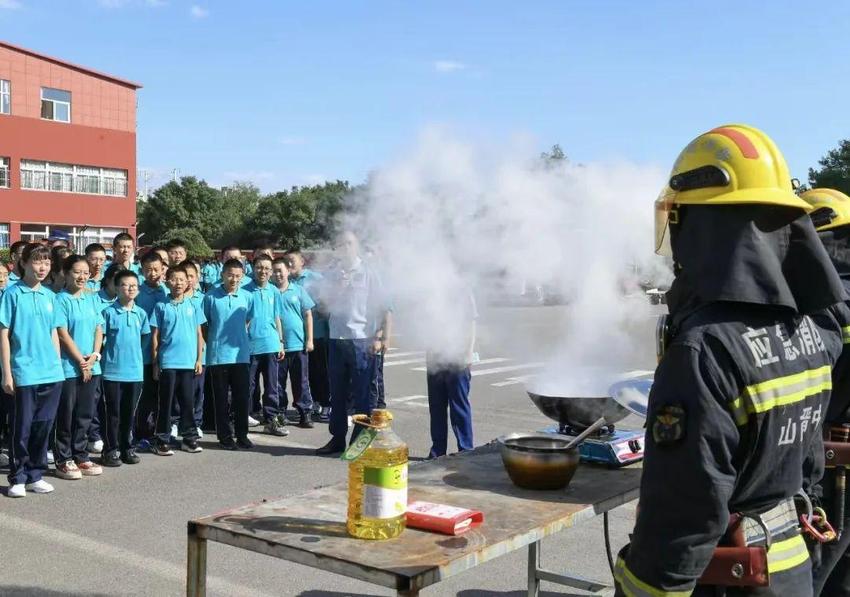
[0,283,64,387]
[96,288,117,312]
[151,298,207,369]
[245,281,282,355]
[291,269,327,339]
[102,302,151,382]
[202,286,253,366]
[55,290,104,378]
[85,273,105,291]
[135,280,169,365]
[277,283,315,352]
[187,291,207,363]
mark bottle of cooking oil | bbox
[346,409,408,539]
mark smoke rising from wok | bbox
[345,127,672,395]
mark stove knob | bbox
[628,439,642,453]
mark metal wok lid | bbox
[607,370,653,419]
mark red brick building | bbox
[0,41,141,251]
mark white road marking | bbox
[491,375,536,387]
[471,362,544,377]
[389,394,427,403]
[0,511,276,597]
[384,350,425,358]
[410,357,509,372]
[384,357,426,367]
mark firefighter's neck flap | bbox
[667,204,847,317]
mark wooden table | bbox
[186,444,641,596]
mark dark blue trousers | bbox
[87,377,104,442]
[426,366,473,458]
[156,369,198,444]
[328,339,376,446]
[370,352,386,409]
[8,382,62,485]
[250,352,281,421]
[101,381,142,455]
[308,337,331,408]
[279,351,313,415]
[55,375,99,464]
[193,367,205,428]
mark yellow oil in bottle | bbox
[347,410,409,540]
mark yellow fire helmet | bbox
[655,124,811,255]
[799,188,850,231]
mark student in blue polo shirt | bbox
[84,243,108,291]
[286,250,330,421]
[101,270,151,467]
[0,243,66,497]
[246,254,287,437]
[54,255,105,481]
[182,259,208,434]
[150,264,206,456]
[203,259,253,450]
[134,251,169,452]
[5,241,27,287]
[273,257,315,429]
[107,232,143,277]
[0,262,8,463]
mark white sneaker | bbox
[46,450,54,465]
[26,480,55,494]
[87,439,104,453]
[247,415,260,427]
[7,484,25,498]
[55,461,83,481]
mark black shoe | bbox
[315,440,345,456]
[182,439,203,453]
[219,439,238,451]
[101,451,122,467]
[120,450,141,465]
[236,437,254,450]
[298,415,314,429]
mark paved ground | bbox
[0,303,661,596]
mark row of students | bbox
[0,242,317,497]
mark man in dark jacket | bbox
[615,124,848,597]
[800,187,850,597]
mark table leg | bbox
[187,523,207,597]
[527,539,540,597]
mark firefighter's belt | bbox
[699,498,803,588]
[825,441,850,467]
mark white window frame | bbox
[0,157,9,189]
[20,160,127,197]
[0,80,9,115]
[0,224,8,249]
[40,87,71,123]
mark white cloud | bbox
[278,136,306,146]
[433,60,467,73]
[0,0,22,8]
[190,4,208,18]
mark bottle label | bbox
[340,428,378,461]
[362,463,408,519]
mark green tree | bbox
[138,177,225,244]
[808,139,850,195]
[242,181,351,249]
[156,228,214,259]
[540,143,568,167]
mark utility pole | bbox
[171,168,181,182]
[138,169,153,201]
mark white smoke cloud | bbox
[345,126,671,395]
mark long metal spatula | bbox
[563,416,608,450]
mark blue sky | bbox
[3,0,850,192]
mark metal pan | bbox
[526,391,630,430]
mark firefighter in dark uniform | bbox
[614,124,848,597]
[799,188,850,597]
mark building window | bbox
[20,160,128,197]
[0,224,8,249]
[40,87,71,123]
[20,224,125,253]
[0,80,9,115]
[0,157,8,188]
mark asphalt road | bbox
[0,303,661,596]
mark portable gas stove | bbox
[541,423,644,467]
[527,371,652,467]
